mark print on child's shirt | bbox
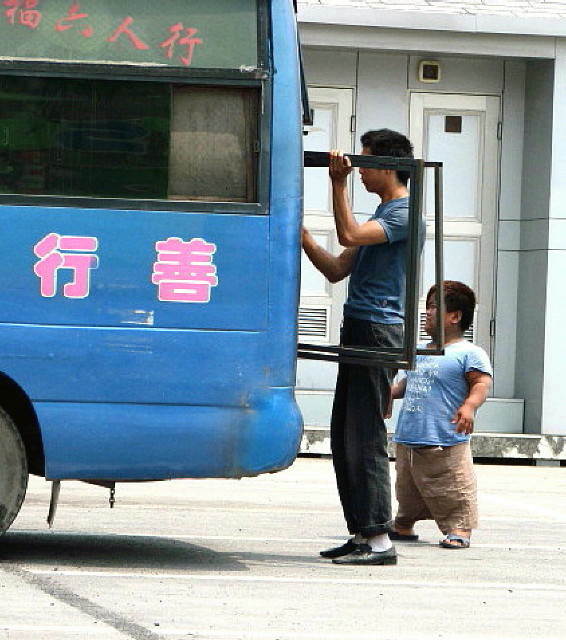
[404,355,439,413]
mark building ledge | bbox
[298,4,566,38]
[301,427,566,461]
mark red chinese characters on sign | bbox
[160,23,202,67]
[54,2,92,38]
[3,2,205,66]
[3,0,41,29]
[107,16,149,51]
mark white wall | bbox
[541,41,566,436]
[299,46,527,431]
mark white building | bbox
[295,0,566,462]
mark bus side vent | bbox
[298,306,329,342]
[418,312,474,343]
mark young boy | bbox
[388,281,492,549]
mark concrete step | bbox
[300,427,566,462]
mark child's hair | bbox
[426,280,476,332]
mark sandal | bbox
[439,533,470,549]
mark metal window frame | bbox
[298,150,445,370]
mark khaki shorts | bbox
[394,441,478,535]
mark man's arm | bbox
[329,151,388,247]
[451,370,492,434]
[301,227,357,283]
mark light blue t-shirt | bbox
[344,197,411,324]
[393,340,493,447]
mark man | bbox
[388,281,492,550]
[302,129,415,566]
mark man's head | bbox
[425,280,476,337]
[360,129,414,188]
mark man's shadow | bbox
[0,530,247,572]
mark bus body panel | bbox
[35,386,301,480]
[0,206,269,331]
[0,326,275,404]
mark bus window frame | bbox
[0,1,271,214]
[298,151,445,370]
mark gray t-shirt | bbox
[394,340,493,447]
[344,197,412,324]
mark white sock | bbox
[352,533,366,545]
[367,533,393,552]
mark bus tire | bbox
[0,409,28,536]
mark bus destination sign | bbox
[0,0,258,69]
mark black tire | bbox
[0,409,28,535]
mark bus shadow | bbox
[0,530,246,572]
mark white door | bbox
[297,86,353,391]
[410,93,500,354]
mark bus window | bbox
[169,87,258,202]
[0,76,260,204]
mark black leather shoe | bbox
[320,539,359,559]
[332,543,397,565]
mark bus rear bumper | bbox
[35,387,303,481]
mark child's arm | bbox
[451,370,492,434]
[391,377,407,401]
[384,377,407,419]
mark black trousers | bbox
[330,316,403,538]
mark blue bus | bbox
[0,0,305,534]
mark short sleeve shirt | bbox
[344,197,411,324]
[393,340,493,447]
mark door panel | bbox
[297,87,353,389]
[410,93,499,354]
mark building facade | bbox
[296,0,566,461]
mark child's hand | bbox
[451,403,475,434]
[383,387,394,419]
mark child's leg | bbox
[393,443,434,535]
[414,442,477,547]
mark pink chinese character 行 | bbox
[159,22,202,66]
[108,16,149,51]
[152,237,218,303]
[3,0,41,29]
[54,2,92,38]
[33,233,99,299]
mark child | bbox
[388,281,492,549]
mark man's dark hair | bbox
[426,280,476,333]
[360,129,414,186]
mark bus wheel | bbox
[0,410,28,536]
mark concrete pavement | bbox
[0,457,564,639]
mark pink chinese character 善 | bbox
[33,233,99,299]
[160,22,202,66]
[3,0,41,29]
[152,237,218,303]
[108,16,149,51]
[54,2,92,38]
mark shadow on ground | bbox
[0,530,245,572]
